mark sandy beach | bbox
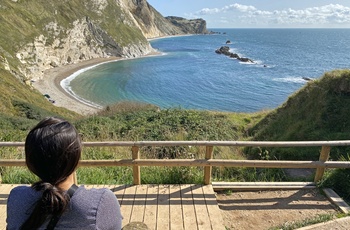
[32,57,121,115]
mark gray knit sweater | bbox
[7,185,123,229]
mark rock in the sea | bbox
[237,57,254,63]
[215,46,254,63]
[215,46,230,55]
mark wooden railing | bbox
[1,141,350,185]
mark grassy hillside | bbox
[247,69,350,160]
[251,69,350,141]
[0,68,79,141]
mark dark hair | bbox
[21,117,82,229]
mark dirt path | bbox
[216,189,338,230]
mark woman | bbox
[6,117,122,229]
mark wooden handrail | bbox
[1,141,350,185]
[2,140,350,147]
[2,159,350,168]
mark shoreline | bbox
[31,34,188,116]
[33,57,121,115]
[32,51,162,116]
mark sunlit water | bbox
[64,29,350,112]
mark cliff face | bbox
[117,0,208,39]
[0,0,208,82]
[117,0,182,38]
[166,16,208,34]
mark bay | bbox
[67,28,350,112]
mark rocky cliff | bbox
[166,16,208,35]
[0,0,208,82]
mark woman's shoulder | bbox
[9,185,39,200]
[68,185,120,218]
[73,185,118,205]
[77,185,115,196]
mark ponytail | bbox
[20,182,71,230]
[21,117,81,229]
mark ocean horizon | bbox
[64,28,350,113]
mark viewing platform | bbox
[2,140,350,229]
[0,184,224,230]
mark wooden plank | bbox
[84,184,95,189]
[213,182,316,186]
[143,184,158,230]
[323,188,350,214]
[191,185,212,230]
[212,182,317,191]
[4,140,350,148]
[202,185,225,230]
[130,185,147,223]
[76,159,322,168]
[157,185,170,230]
[180,184,197,230]
[92,184,105,191]
[109,184,126,206]
[121,185,137,227]
[4,158,348,169]
[0,184,12,229]
[169,185,184,230]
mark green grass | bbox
[247,69,350,159]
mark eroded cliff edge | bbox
[0,0,208,82]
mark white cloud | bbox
[223,4,257,12]
[197,8,220,15]
[197,3,256,15]
[195,3,350,27]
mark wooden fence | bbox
[1,141,350,186]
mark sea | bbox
[63,28,350,113]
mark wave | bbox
[272,76,309,84]
[60,51,167,109]
[60,60,120,109]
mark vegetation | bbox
[319,154,350,202]
[247,69,350,160]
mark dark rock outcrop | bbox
[215,46,254,63]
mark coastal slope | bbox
[0,0,208,116]
[0,0,208,82]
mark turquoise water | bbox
[66,29,350,112]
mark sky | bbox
[147,0,350,28]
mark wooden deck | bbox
[0,184,224,230]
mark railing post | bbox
[204,146,213,185]
[132,146,141,185]
[314,146,331,182]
